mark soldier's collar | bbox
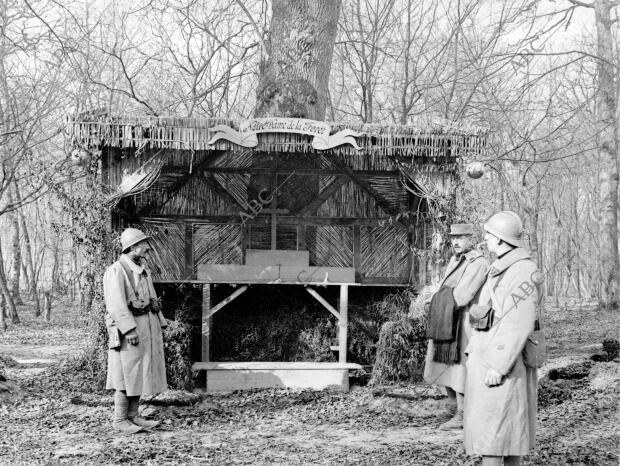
[489,248,530,276]
[120,254,146,276]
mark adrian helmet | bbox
[120,228,151,253]
[483,211,525,248]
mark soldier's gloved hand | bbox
[152,297,162,312]
[125,329,140,346]
[484,368,502,386]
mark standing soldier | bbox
[424,223,488,430]
[464,211,540,466]
[104,228,168,434]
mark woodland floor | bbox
[0,298,618,465]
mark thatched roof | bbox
[66,115,487,161]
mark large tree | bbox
[254,0,342,120]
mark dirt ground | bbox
[0,299,618,465]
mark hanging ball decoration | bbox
[466,161,485,179]
[70,147,92,166]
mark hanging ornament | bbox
[466,161,485,179]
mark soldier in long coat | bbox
[424,223,488,430]
[104,228,168,434]
[464,211,539,466]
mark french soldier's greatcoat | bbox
[464,247,539,456]
[423,248,488,393]
[104,254,167,397]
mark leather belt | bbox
[128,303,155,316]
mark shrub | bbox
[369,288,434,385]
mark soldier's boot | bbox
[439,400,457,417]
[439,392,464,430]
[438,408,463,430]
[128,395,160,430]
[113,390,143,434]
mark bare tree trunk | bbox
[43,290,52,322]
[15,186,40,315]
[254,0,342,120]
[0,237,18,324]
[0,293,5,331]
[594,0,619,309]
[7,185,22,305]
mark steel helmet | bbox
[120,228,151,252]
[484,211,525,248]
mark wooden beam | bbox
[193,361,362,370]
[353,225,362,281]
[207,285,249,319]
[339,285,348,363]
[295,175,348,216]
[203,167,401,177]
[138,152,225,217]
[322,152,407,226]
[184,223,194,279]
[305,287,340,319]
[202,172,246,210]
[143,215,393,226]
[297,224,306,250]
[201,284,211,362]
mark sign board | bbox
[207,117,363,151]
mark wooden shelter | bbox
[67,114,486,391]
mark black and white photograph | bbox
[0,0,618,464]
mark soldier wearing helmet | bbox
[464,211,540,466]
[424,223,488,430]
[104,228,168,434]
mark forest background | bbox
[0,0,617,329]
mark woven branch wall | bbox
[194,224,243,267]
[140,222,185,280]
[361,226,409,279]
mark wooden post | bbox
[353,225,361,281]
[338,285,348,363]
[271,211,277,250]
[184,223,194,279]
[201,284,211,362]
[297,224,306,251]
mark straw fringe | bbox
[66,115,488,161]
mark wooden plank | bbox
[202,172,246,210]
[184,223,194,279]
[295,176,348,216]
[339,285,348,364]
[353,225,361,281]
[322,152,408,227]
[197,264,356,283]
[305,287,340,319]
[245,250,309,266]
[204,167,401,176]
[207,285,249,319]
[201,284,211,362]
[143,215,393,226]
[296,224,306,250]
[359,276,410,285]
[138,152,224,217]
[193,362,362,370]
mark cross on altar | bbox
[261,208,289,249]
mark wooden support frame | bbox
[305,287,340,319]
[184,223,194,279]
[201,284,211,362]
[339,285,348,363]
[295,176,348,216]
[206,285,249,319]
[138,152,226,217]
[322,152,408,228]
[304,284,349,364]
[202,172,246,210]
